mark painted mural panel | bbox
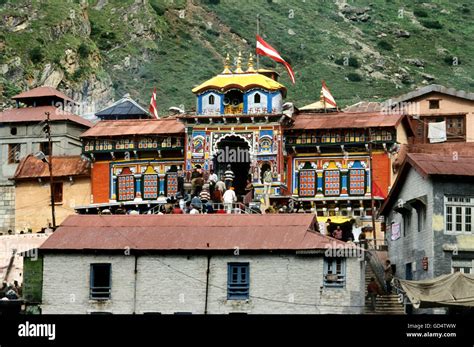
[299,170,316,197]
[324,170,340,196]
[118,167,135,201]
[166,173,179,196]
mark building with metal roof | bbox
[94,94,152,120]
[12,155,91,233]
[384,84,474,144]
[35,214,366,314]
[78,55,414,243]
[0,86,91,234]
[379,148,474,313]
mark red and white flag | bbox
[321,80,337,108]
[149,87,159,119]
[256,34,295,84]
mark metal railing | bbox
[364,240,389,294]
[146,202,261,215]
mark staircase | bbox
[364,262,405,315]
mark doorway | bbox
[214,135,250,197]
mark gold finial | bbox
[234,51,243,73]
[222,53,231,74]
[247,53,256,72]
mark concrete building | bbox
[13,155,91,232]
[36,214,365,314]
[0,86,92,234]
[386,84,474,144]
[380,152,474,293]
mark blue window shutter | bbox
[227,263,250,300]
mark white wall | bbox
[201,92,221,115]
[272,93,283,113]
[41,253,365,314]
[246,91,268,114]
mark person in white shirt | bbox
[223,186,237,213]
[224,164,235,190]
[189,205,200,214]
[208,169,218,184]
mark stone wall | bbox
[41,253,365,314]
[0,184,15,234]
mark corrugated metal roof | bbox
[39,214,352,252]
[387,84,474,104]
[81,117,185,137]
[380,149,474,216]
[95,96,150,118]
[12,86,75,103]
[0,105,92,127]
[407,153,474,178]
[289,112,404,130]
[408,143,474,156]
[14,155,90,180]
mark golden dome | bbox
[192,72,286,95]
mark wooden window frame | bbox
[323,258,346,288]
[90,263,112,300]
[227,263,250,300]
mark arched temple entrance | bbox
[214,135,251,197]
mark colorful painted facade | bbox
[79,55,413,218]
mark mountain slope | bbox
[0,0,473,114]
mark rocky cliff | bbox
[0,0,472,114]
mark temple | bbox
[78,53,413,226]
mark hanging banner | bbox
[391,223,401,241]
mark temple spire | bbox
[222,53,231,74]
[247,53,256,73]
[234,51,244,73]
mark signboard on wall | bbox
[391,223,401,241]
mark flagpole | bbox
[256,14,260,70]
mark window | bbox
[208,94,215,105]
[90,264,111,300]
[40,142,51,156]
[423,116,465,142]
[324,170,340,196]
[452,259,472,274]
[446,116,464,139]
[227,263,249,300]
[52,182,63,204]
[254,93,261,103]
[117,167,135,201]
[323,258,345,287]
[143,174,158,200]
[7,144,21,164]
[298,170,316,197]
[403,212,411,237]
[349,169,365,196]
[10,127,17,136]
[445,196,473,233]
[452,267,472,274]
[429,100,440,109]
[417,207,425,232]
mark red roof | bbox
[14,155,90,180]
[380,151,474,215]
[0,106,92,127]
[81,117,185,137]
[290,112,406,130]
[408,143,474,156]
[39,214,351,252]
[407,153,474,178]
[12,86,75,103]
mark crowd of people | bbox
[0,280,22,300]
